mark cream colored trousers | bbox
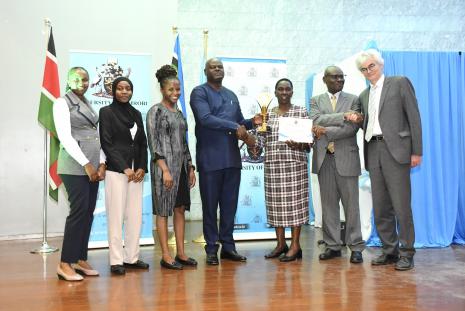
[105,171,143,265]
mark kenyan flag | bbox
[37,28,61,201]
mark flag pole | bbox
[192,29,209,244]
[203,29,208,60]
[166,25,188,245]
[31,18,59,254]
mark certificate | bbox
[278,117,313,143]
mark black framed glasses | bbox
[360,63,376,73]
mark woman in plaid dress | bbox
[259,78,311,262]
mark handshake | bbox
[235,113,262,146]
[237,125,256,147]
[312,111,363,139]
[343,111,364,124]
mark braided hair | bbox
[155,65,179,88]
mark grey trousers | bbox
[367,140,415,258]
[318,154,365,252]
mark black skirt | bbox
[175,166,190,210]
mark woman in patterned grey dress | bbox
[146,65,197,270]
[258,78,311,262]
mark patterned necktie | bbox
[331,95,337,111]
[365,85,377,142]
[327,95,337,153]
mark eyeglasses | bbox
[325,74,346,80]
[360,63,376,73]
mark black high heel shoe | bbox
[264,244,289,259]
[279,249,303,262]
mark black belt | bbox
[370,135,384,141]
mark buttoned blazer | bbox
[99,105,148,173]
[310,91,361,177]
[359,76,422,170]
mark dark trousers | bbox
[60,174,99,263]
[367,141,416,258]
[199,168,241,254]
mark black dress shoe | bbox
[371,254,400,265]
[110,265,126,275]
[220,250,247,262]
[350,251,363,263]
[319,248,342,260]
[279,249,303,262]
[124,260,149,269]
[395,256,414,271]
[160,259,183,270]
[264,245,289,259]
[206,253,219,265]
[175,255,198,266]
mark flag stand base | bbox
[31,241,59,254]
[192,233,205,243]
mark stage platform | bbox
[1,221,464,311]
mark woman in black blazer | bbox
[99,77,149,275]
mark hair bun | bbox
[156,65,178,83]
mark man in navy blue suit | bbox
[190,58,259,265]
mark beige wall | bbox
[2,0,465,238]
[0,0,177,238]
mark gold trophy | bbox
[256,93,274,133]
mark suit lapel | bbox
[336,92,347,112]
[322,93,333,112]
[67,92,98,127]
[361,88,369,129]
[362,89,369,114]
[378,77,392,114]
[80,101,98,123]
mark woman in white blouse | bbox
[53,67,106,281]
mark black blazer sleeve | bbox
[134,110,148,172]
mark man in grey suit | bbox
[310,65,365,264]
[354,49,422,271]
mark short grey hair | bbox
[355,49,384,70]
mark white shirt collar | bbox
[327,91,341,100]
[370,74,385,89]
